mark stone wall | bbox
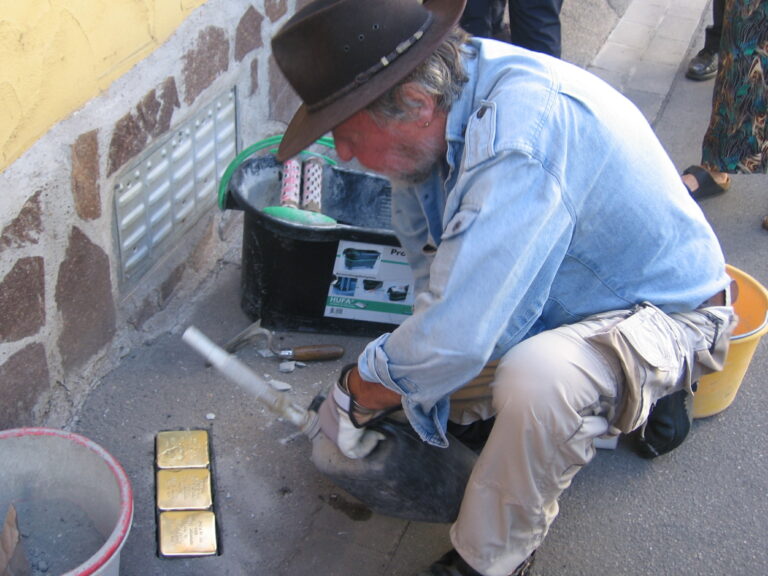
[0,0,307,429]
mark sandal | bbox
[682,165,731,200]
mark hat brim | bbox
[276,0,466,162]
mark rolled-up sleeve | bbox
[358,150,574,446]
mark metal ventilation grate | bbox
[114,87,237,285]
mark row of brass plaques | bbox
[155,430,218,557]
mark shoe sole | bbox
[685,69,718,81]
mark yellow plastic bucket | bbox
[694,265,768,418]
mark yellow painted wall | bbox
[0,0,208,172]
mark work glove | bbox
[316,364,397,459]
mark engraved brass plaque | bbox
[159,510,218,556]
[156,430,210,469]
[157,468,213,511]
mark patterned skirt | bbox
[702,0,768,174]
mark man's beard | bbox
[384,136,445,187]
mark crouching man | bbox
[270,1,735,574]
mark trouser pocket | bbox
[672,305,735,381]
[586,303,688,434]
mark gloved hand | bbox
[316,364,397,459]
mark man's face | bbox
[331,110,445,186]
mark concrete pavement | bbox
[71,1,768,574]
[587,0,711,124]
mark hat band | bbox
[306,13,435,113]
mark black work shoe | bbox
[686,49,718,81]
[635,387,695,459]
[418,549,535,576]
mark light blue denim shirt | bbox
[358,39,729,448]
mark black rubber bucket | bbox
[223,155,408,335]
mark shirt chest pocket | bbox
[441,207,480,240]
[464,101,497,170]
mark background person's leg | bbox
[461,0,496,38]
[506,0,564,57]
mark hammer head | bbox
[223,320,274,354]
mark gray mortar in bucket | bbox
[0,428,133,576]
[228,155,395,232]
[14,499,104,574]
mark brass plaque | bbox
[156,430,210,469]
[159,510,218,556]
[157,468,213,511]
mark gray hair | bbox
[367,26,470,122]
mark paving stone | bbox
[592,41,644,76]
[657,14,701,42]
[610,19,656,50]
[138,77,180,139]
[108,77,180,176]
[675,0,711,16]
[0,256,45,343]
[265,0,288,22]
[586,65,626,90]
[0,190,43,251]
[250,58,260,96]
[0,342,49,428]
[644,36,691,66]
[235,5,264,62]
[628,60,679,95]
[108,112,147,177]
[55,227,116,373]
[182,26,230,106]
[622,88,666,123]
[622,0,668,26]
[71,130,101,221]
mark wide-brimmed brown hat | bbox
[271,0,466,162]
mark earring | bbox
[424,121,430,128]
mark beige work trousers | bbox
[451,303,735,576]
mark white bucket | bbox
[0,428,133,576]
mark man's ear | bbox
[399,82,437,124]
